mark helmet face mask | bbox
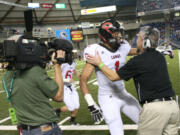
[99,19,124,51]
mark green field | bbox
[0,50,180,135]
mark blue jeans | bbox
[21,124,62,135]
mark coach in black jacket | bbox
[86,26,180,135]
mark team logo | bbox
[102,22,113,31]
[59,32,68,39]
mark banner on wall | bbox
[56,29,71,41]
[70,30,83,42]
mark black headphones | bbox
[142,26,153,49]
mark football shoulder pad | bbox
[83,44,100,61]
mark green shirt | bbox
[4,66,59,126]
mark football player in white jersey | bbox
[55,50,81,125]
[80,19,142,135]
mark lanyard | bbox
[2,71,17,102]
[2,71,19,125]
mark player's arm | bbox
[80,63,104,124]
[80,63,94,95]
[86,52,121,81]
[52,51,65,102]
[128,48,138,56]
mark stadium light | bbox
[175,12,180,17]
[55,3,66,9]
[28,3,40,9]
[72,49,78,53]
[81,5,116,15]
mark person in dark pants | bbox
[3,36,65,135]
[86,26,180,135]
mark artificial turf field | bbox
[0,50,179,135]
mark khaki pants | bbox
[137,100,180,135]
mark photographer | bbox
[2,36,65,135]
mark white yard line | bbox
[93,81,98,86]
[2,124,180,131]
[0,81,4,94]
[178,50,180,75]
[77,62,85,66]
[75,78,97,89]
[58,117,71,125]
[87,78,97,84]
[0,117,10,124]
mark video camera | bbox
[48,38,73,65]
[0,35,73,70]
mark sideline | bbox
[179,50,180,75]
[58,117,70,125]
[0,124,135,130]
[0,124,180,131]
[75,78,96,89]
[0,117,10,124]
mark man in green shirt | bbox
[4,46,65,135]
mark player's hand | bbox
[167,50,174,59]
[162,50,174,59]
[86,51,102,66]
[51,50,65,64]
[88,104,104,124]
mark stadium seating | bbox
[169,19,180,42]
[137,0,163,12]
[171,0,180,8]
[137,0,180,12]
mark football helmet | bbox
[99,19,124,51]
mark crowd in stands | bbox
[171,0,180,8]
[137,0,163,12]
[137,0,180,12]
[169,19,180,42]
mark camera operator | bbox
[3,36,65,135]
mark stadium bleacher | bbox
[137,0,163,12]
[171,0,180,7]
[170,19,180,42]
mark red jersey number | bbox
[65,70,72,79]
[115,61,120,71]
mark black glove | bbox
[162,50,174,59]
[167,50,174,59]
[88,104,104,124]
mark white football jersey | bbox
[83,41,131,95]
[61,62,76,85]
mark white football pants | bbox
[64,85,80,111]
[98,89,141,135]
